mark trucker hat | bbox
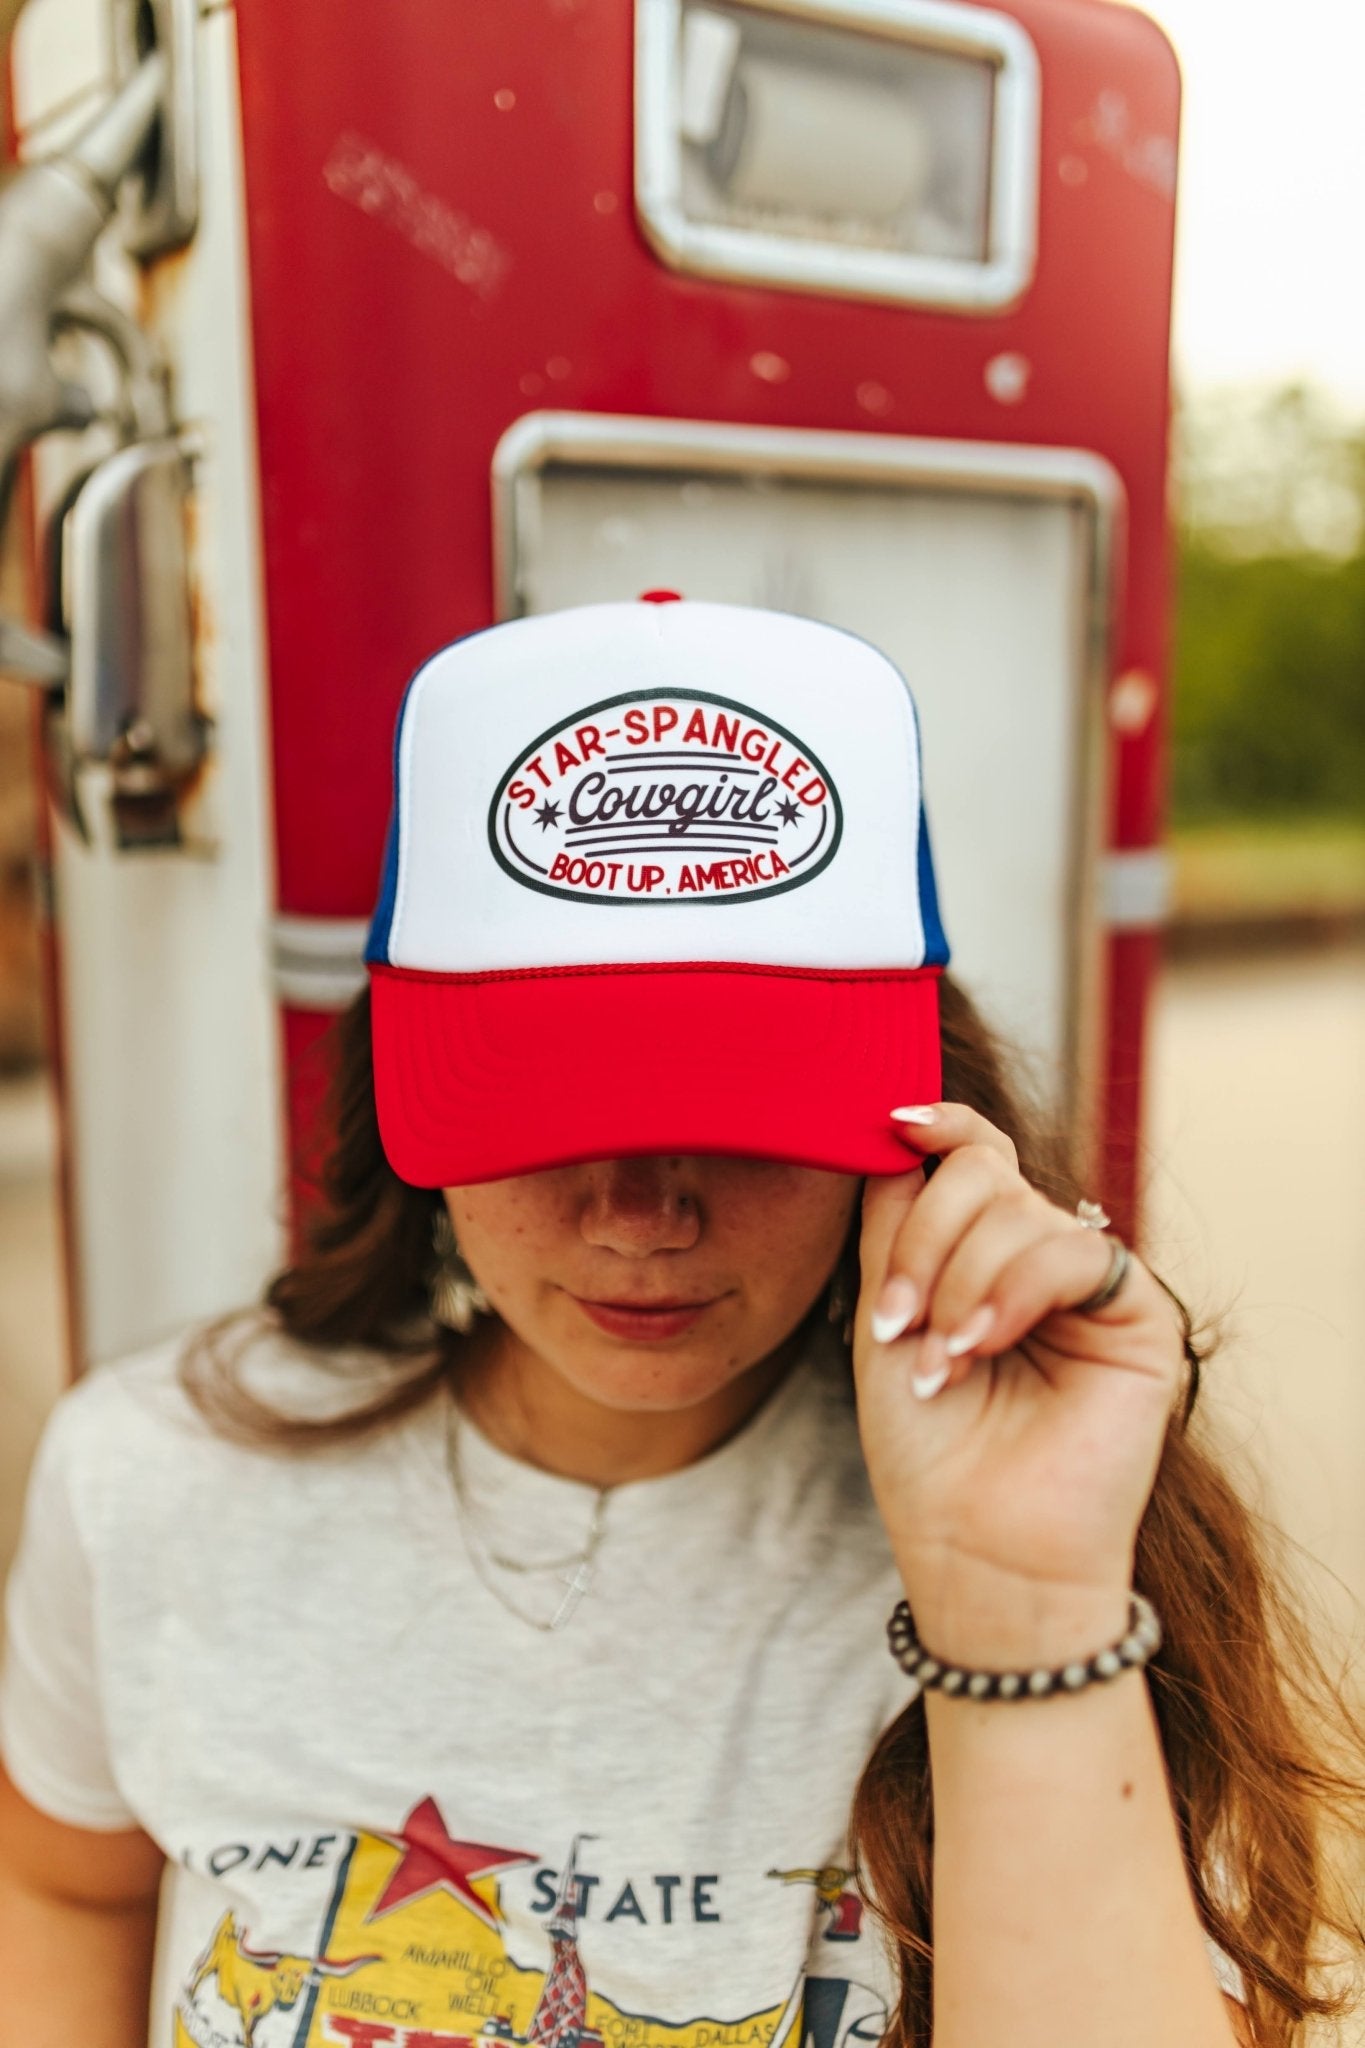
[364,596,950,1187]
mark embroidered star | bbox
[776,797,802,826]
[366,1797,537,1928]
[534,800,562,831]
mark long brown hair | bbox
[182,978,1365,2044]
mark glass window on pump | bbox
[636,0,1041,311]
[677,4,995,260]
[4,596,1342,2048]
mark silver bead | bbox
[886,1587,1162,1705]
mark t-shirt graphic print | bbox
[173,1801,889,2048]
[1,1327,914,2048]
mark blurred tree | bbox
[1171,384,1365,825]
[1177,384,1365,559]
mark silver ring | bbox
[1076,1198,1111,1231]
[1073,1235,1132,1316]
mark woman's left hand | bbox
[854,1102,1188,1666]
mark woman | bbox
[1,599,1359,2048]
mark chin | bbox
[556,1333,764,1416]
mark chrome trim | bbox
[1101,848,1172,931]
[491,408,1122,1154]
[271,914,369,1011]
[112,0,199,258]
[636,0,1040,312]
[492,409,1119,639]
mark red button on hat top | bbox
[639,589,683,603]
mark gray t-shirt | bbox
[2,1322,922,2047]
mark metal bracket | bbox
[63,434,207,819]
[0,54,167,693]
[0,28,204,847]
[112,0,199,259]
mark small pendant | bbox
[548,1557,596,1632]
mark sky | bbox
[1139,0,1365,408]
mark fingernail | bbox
[890,1106,937,1126]
[944,1304,996,1359]
[871,1276,920,1345]
[912,1363,951,1400]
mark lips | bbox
[593,1294,712,1310]
[570,1295,721,1341]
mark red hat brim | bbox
[368,963,942,1187]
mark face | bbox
[445,1155,860,1417]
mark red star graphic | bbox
[367,1797,537,1928]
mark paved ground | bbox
[1145,939,1365,1641]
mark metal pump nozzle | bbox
[0,53,165,681]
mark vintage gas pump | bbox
[3,0,1179,1372]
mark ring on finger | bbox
[1073,1235,1132,1315]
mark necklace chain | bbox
[443,1396,610,1633]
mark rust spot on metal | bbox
[134,240,194,328]
[176,475,216,817]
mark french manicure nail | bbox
[890,1106,937,1126]
[944,1304,996,1359]
[871,1276,920,1345]
[912,1364,951,1400]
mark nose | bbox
[578,1157,703,1258]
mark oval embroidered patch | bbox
[487,689,843,906]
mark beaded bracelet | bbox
[887,1591,1162,1703]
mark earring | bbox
[429,1206,491,1333]
[827,1266,856,1347]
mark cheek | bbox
[711,1169,859,1298]
[448,1187,577,1294]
